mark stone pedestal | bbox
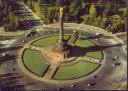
[51,39,70,59]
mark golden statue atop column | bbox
[60,7,64,43]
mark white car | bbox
[96,33,104,37]
[25,30,37,37]
[96,33,99,35]
[70,84,76,88]
[2,53,6,56]
[114,56,119,59]
[22,40,26,43]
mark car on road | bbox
[87,82,97,87]
[95,38,99,41]
[112,62,121,66]
[25,29,39,37]
[1,53,9,57]
[95,33,105,38]
[70,84,76,88]
[94,75,98,78]
[2,53,6,56]
[22,40,26,43]
[25,32,35,37]
[112,56,119,61]
[115,62,121,66]
[114,56,119,59]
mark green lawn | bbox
[23,49,49,76]
[75,39,102,59]
[86,51,103,59]
[75,39,95,47]
[32,35,102,59]
[32,35,70,47]
[32,35,95,47]
[54,60,100,80]
[32,36,59,47]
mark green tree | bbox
[4,12,20,31]
[94,16,102,27]
[81,2,86,9]
[103,1,112,16]
[82,14,93,25]
[111,15,125,33]
[69,0,81,22]
[89,3,97,17]
[69,0,80,13]
[100,16,107,28]
[56,0,64,6]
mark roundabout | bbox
[0,2,127,90]
[20,34,102,82]
[1,23,126,90]
[18,9,105,84]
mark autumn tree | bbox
[33,1,43,18]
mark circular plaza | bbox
[18,32,104,84]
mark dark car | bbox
[115,62,121,66]
[94,75,98,78]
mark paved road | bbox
[0,1,127,90]
[0,23,127,90]
[53,24,127,90]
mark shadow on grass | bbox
[69,43,122,57]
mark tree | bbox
[81,2,86,9]
[100,16,107,28]
[41,0,46,3]
[89,3,97,17]
[64,12,70,22]
[56,0,64,6]
[33,1,43,18]
[69,0,80,13]
[69,0,81,22]
[111,15,125,33]
[82,14,93,25]
[4,12,20,31]
[94,16,102,27]
[103,1,112,16]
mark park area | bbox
[23,48,49,76]
[22,34,102,80]
[54,60,100,80]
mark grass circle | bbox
[54,60,100,80]
[23,34,103,80]
[23,48,49,76]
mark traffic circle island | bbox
[20,34,103,84]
